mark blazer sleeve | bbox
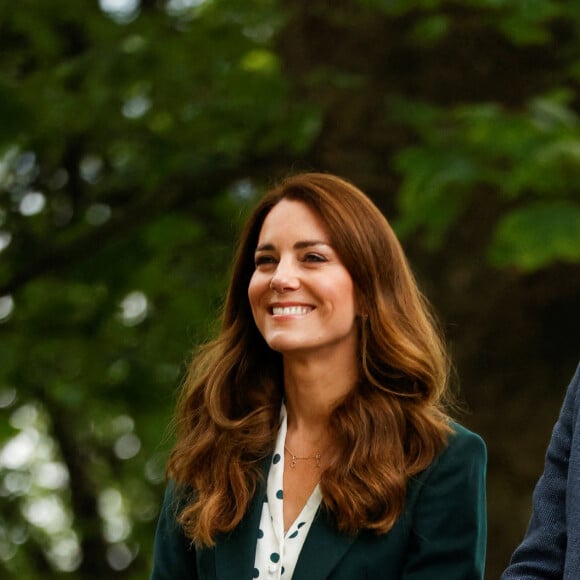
[150,481,198,580]
[501,363,580,580]
[401,424,487,580]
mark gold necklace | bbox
[284,445,322,468]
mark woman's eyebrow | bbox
[255,240,330,252]
[294,240,330,249]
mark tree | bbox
[1,0,579,577]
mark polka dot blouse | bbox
[252,404,322,579]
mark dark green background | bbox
[1,1,579,578]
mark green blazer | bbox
[151,423,487,579]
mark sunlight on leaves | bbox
[240,49,280,73]
[99,488,132,543]
[119,291,149,326]
[0,297,11,327]
[114,433,141,460]
[19,192,46,216]
[47,534,82,572]
[107,542,135,570]
[0,388,16,410]
[0,147,19,188]
[0,232,12,252]
[99,0,140,23]
[79,155,104,184]
[85,203,112,226]
[0,402,80,572]
[22,496,70,534]
[166,0,210,17]
[122,94,152,119]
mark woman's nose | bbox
[269,259,300,293]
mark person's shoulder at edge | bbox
[567,361,580,409]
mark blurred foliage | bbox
[392,93,580,259]
[0,0,579,578]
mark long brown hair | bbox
[167,172,453,546]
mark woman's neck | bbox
[282,355,358,446]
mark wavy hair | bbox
[167,172,453,546]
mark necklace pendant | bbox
[284,445,322,468]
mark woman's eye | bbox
[254,255,276,267]
[304,253,326,263]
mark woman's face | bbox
[248,199,358,360]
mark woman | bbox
[151,172,487,579]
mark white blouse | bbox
[252,405,322,579]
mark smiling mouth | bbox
[271,306,313,316]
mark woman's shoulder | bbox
[427,420,487,477]
[406,420,487,508]
[448,420,486,451]
[406,420,486,493]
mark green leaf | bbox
[239,48,280,73]
[408,15,449,45]
[394,147,478,247]
[489,201,580,270]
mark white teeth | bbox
[272,306,312,316]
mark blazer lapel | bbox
[292,508,358,580]
[212,459,357,580]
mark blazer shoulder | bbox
[408,420,487,500]
[402,420,487,578]
[448,421,487,454]
[425,421,487,478]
